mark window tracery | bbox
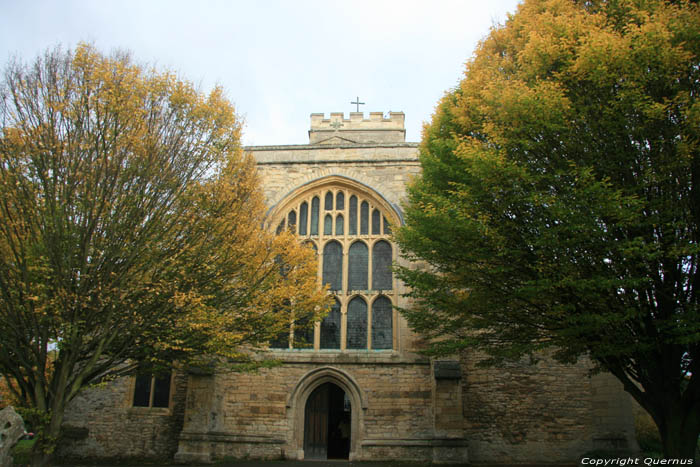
[271,178,397,351]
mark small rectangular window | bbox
[133,372,171,408]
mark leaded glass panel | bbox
[372,240,392,290]
[383,216,391,235]
[320,299,341,349]
[360,201,369,235]
[349,195,357,235]
[324,214,332,235]
[310,196,320,235]
[288,210,296,229]
[336,191,345,210]
[347,297,367,349]
[322,241,342,291]
[325,191,333,210]
[299,202,308,235]
[335,214,344,235]
[371,296,393,350]
[372,209,381,234]
[348,241,368,290]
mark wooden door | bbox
[304,383,329,459]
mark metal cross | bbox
[351,96,365,112]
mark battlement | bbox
[309,112,406,144]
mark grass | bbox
[11,438,35,465]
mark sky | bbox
[0,0,521,146]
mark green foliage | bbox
[12,438,36,465]
[395,0,700,458]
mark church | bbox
[59,111,637,464]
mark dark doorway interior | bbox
[304,382,351,460]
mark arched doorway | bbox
[303,382,351,459]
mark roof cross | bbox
[351,96,365,113]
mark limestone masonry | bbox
[59,112,637,464]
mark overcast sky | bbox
[1,0,521,146]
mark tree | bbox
[395,0,700,459]
[0,44,329,466]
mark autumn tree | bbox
[395,0,700,458]
[0,44,328,466]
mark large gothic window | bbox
[270,179,396,351]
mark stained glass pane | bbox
[325,191,333,210]
[276,220,285,235]
[152,373,171,407]
[372,240,392,290]
[371,209,381,234]
[132,374,152,407]
[383,216,391,235]
[372,296,393,350]
[360,201,369,235]
[348,241,368,290]
[335,214,344,235]
[324,214,333,235]
[299,202,308,235]
[347,297,367,349]
[336,191,345,210]
[349,195,357,235]
[320,299,341,349]
[310,196,320,235]
[288,210,297,231]
[322,241,343,291]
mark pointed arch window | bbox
[372,240,392,290]
[349,195,358,235]
[324,214,333,235]
[347,297,367,349]
[348,241,368,290]
[274,179,398,351]
[299,202,308,235]
[335,214,344,236]
[310,196,320,235]
[372,296,393,350]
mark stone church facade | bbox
[59,112,637,464]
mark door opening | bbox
[303,382,351,459]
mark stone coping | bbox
[245,142,419,151]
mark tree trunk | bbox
[29,403,66,467]
[656,405,699,460]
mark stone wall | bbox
[58,371,187,461]
[174,352,459,462]
[460,352,637,463]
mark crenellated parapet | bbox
[309,112,406,144]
